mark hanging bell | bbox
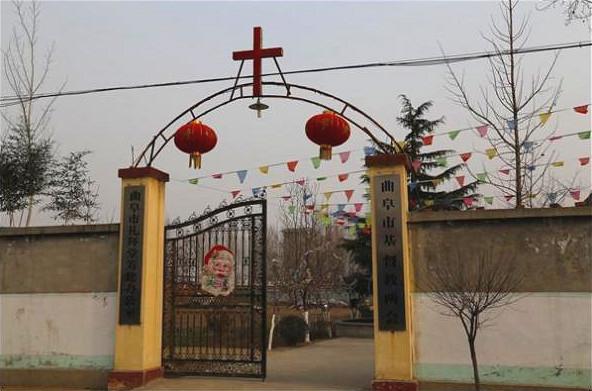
[249,98,269,118]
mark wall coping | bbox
[0,223,120,237]
[408,207,592,223]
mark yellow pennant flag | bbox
[486,148,497,159]
[324,192,333,201]
[551,161,564,167]
[259,166,269,174]
[539,112,552,126]
[271,183,282,189]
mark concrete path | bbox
[138,338,374,391]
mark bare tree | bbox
[422,251,525,391]
[537,0,592,25]
[1,0,63,226]
[275,181,350,311]
[445,0,562,208]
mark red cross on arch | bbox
[233,26,283,97]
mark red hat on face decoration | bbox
[204,245,234,265]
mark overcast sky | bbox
[1,1,590,227]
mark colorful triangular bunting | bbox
[422,135,434,146]
[339,151,351,163]
[311,157,321,169]
[338,174,349,182]
[460,152,472,162]
[287,161,299,172]
[237,170,248,184]
[448,130,461,140]
[476,125,488,137]
[539,112,552,125]
[579,157,590,166]
[259,166,269,174]
[574,105,589,114]
[344,190,354,201]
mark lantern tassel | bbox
[190,153,202,169]
[319,145,332,160]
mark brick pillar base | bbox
[107,367,163,390]
[372,379,419,391]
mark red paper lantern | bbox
[305,111,350,160]
[174,120,217,169]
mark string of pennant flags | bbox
[185,149,370,185]
[422,103,590,142]
[182,129,589,188]
[180,152,589,202]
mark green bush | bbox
[277,315,308,346]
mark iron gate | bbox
[162,199,267,378]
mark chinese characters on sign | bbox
[119,186,145,325]
[373,174,406,331]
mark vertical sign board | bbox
[119,186,145,325]
[374,174,406,331]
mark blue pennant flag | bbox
[363,146,376,156]
[237,170,248,184]
[252,187,261,197]
[507,119,515,131]
[523,141,534,152]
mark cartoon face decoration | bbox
[201,245,235,296]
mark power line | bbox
[1,40,589,107]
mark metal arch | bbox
[134,81,402,167]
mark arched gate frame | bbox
[134,81,402,168]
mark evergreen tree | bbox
[379,95,479,210]
[43,151,100,224]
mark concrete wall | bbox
[0,224,119,388]
[409,208,592,390]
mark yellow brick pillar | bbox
[366,154,417,391]
[108,167,168,390]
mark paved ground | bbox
[138,338,374,391]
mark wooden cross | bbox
[233,26,283,97]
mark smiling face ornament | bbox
[201,245,235,296]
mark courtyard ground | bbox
[138,337,373,391]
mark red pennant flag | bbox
[574,105,589,114]
[339,151,351,164]
[456,176,465,187]
[411,160,422,172]
[579,157,590,166]
[499,168,510,175]
[476,125,488,137]
[570,189,581,200]
[422,135,434,146]
[354,203,363,212]
[504,195,514,201]
[460,152,472,162]
[463,197,473,207]
[287,161,298,172]
[212,173,223,179]
[344,190,354,201]
[231,190,240,199]
[296,179,305,186]
[282,196,291,201]
[338,174,349,182]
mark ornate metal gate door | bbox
[162,199,266,378]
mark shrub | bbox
[277,315,308,346]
